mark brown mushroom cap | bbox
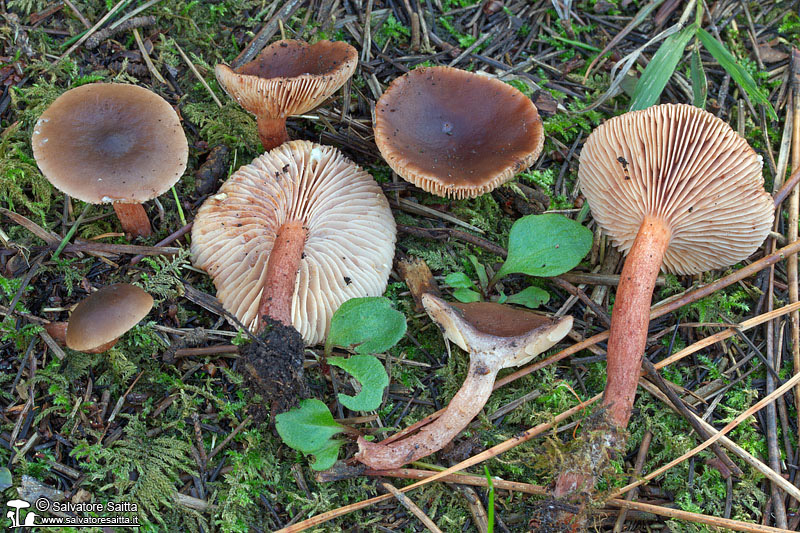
[66,283,154,352]
[191,140,396,345]
[373,66,544,199]
[32,83,188,204]
[423,295,573,368]
[579,104,774,274]
[215,39,357,120]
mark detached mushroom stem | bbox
[257,117,290,151]
[602,215,670,429]
[113,203,152,238]
[257,220,308,330]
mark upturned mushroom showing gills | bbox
[356,294,572,470]
[215,39,357,150]
[31,83,188,238]
[192,140,395,343]
[192,140,395,411]
[373,66,544,199]
[66,283,153,353]
[561,103,774,492]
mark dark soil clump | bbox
[241,317,308,421]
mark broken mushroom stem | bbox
[356,293,572,471]
[602,215,670,429]
[256,220,308,331]
[257,117,291,151]
[112,203,153,238]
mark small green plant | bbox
[443,214,592,308]
[323,297,407,357]
[136,249,191,302]
[373,15,410,47]
[276,297,406,470]
[71,413,195,526]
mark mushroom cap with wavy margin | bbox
[215,39,357,121]
[422,295,573,369]
[373,66,544,199]
[191,140,396,345]
[579,103,774,274]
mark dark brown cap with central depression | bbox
[374,66,544,199]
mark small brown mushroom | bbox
[65,283,154,353]
[215,39,357,150]
[373,66,544,199]
[356,293,572,470]
[32,83,188,238]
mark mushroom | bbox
[562,103,773,490]
[32,83,188,238]
[356,293,572,470]
[65,283,153,353]
[192,140,395,413]
[215,39,357,150]
[373,66,544,199]
[191,140,396,344]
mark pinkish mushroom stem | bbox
[553,217,672,499]
[113,203,152,238]
[356,354,503,470]
[602,215,671,429]
[256,219,308,330]
[258,117,290,151]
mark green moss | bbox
[183,101,260,154]
[373,15,410,47]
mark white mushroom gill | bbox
[191,140,396,345]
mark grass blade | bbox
[690,45,707,108]
[630,23,697,111]
[484,466,495,533]
[695,27,777,120]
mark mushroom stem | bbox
[356,356,502,470]
[257,116,290,151]
[44,321,68,344]
[113,203,152,238]
[257,219,308,330]
[602,215,671,429]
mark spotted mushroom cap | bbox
[31,83,188,204]
[66,284,154,352]
[579,103,774,275]
[374,66,544,199]
[191,140,396,345]
[215,39,357,120]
